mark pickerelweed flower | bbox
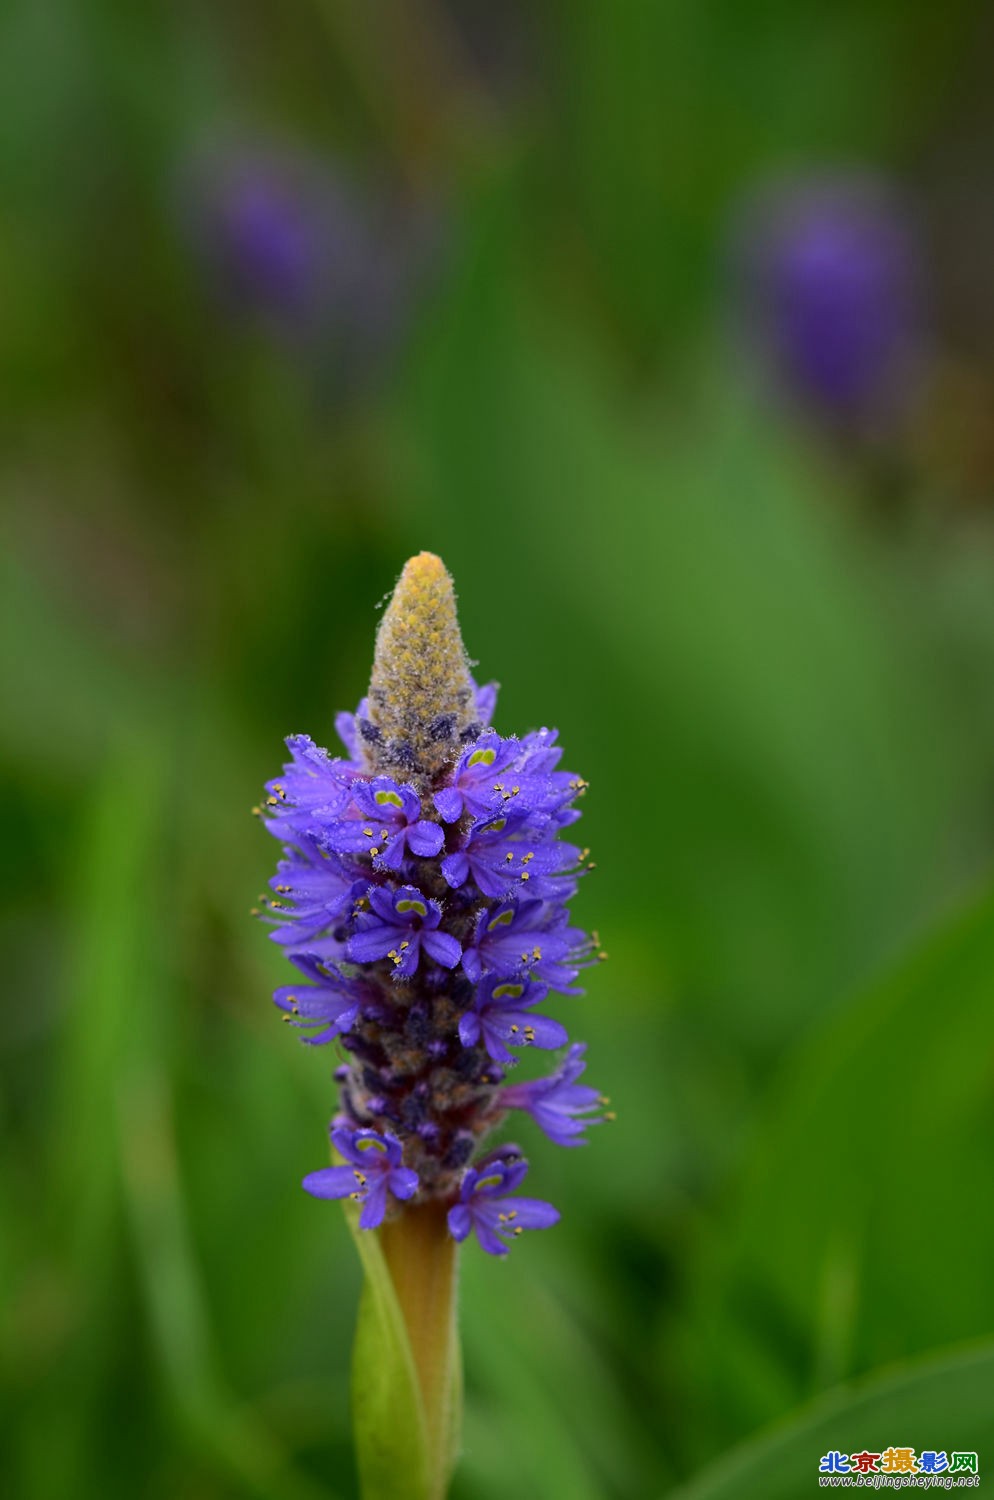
[257,553,606,1253]
[185,142,445,384]
[734,171,921,429]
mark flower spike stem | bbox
[380,1206,461,1497]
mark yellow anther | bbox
[266,795,278,806]
[524,1027,535,1041]
[363,827,374,837]
[604,1111,617,1122]
[350,1191,364,1202]
[513,1226,522,1235]
[532,946,542,961]
[399,941,410,950]
[369,847,380,856]
[520,872,530,881]
[510,1024,520,1034]
[251,805,262,817]
[522,852,534,864]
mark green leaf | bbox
[347,1207,431,1500]
[672,884,994,1462]
[670,1339,994,1500]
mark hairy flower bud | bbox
[362,552,480,785]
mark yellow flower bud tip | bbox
[364,552,478,784]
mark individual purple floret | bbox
[258,553,605,1242]
[433,732,519,823]
[303,1127,419,1230]
[273,952,366,1044]
[447,1148,559,1256]
[342,776,446,870]
[500,1043,605,1146]
[347,885,461,978]
[461,898,594,992]
[458,975,567,1065]
[441,809,581,901]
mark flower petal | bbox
[447,1204,472,1242]
[302,1165,358,1200]
[518,1013,569,1050]
[503,1196,560,1230]
[347,926,399,965]
[388,1167,419,1200]
[433,787,464,823]
[421,929,462,969]
[407,820,445,858]
[458,1012,482,1048]
[441,851,470,889]
[358,1178,389,1230]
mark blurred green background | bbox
[4,3,994,1497]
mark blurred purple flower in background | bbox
[735,172,924,431]
[183,139,443,383]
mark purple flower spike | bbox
[447,1148,559,1256]
[458,976,567,1065]
[347,885,461,978]
[303,1127,419,1230]
[500,1043,605,1146]
[258,554,603,1250]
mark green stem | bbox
[380,1204,461,1500]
